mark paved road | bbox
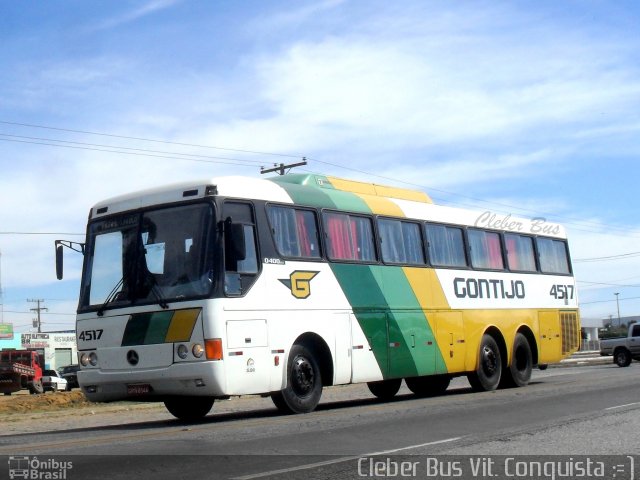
[0,363,639,479]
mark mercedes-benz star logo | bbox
[126,350,139,366]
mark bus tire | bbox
[405,375,450,397]
[500,333,533,388]
[367,379,402,400]
[468,334,502,391]
[614,348,632,367]
[164,397,214,421]
[271,343,322,414]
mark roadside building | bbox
[21,331,77,370]
[2,328,78,371]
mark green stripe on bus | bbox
[269,176,372,214]
[143,311,173,344]
[122,311,173,346]
[122,313,152,346]
[331,264,446,378]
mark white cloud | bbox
[91,0,183,31]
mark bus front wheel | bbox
[468,334,502,391]
[271,343,322,414]
[164,397,214,421]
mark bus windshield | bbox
[79,203,215,312]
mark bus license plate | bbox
[127,384,151,396]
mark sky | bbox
[1,0,640,333]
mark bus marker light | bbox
[274,356,280,366]
[205,339,223,360]
[229,351,243,356]
[192,344,204,358]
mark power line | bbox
[0,137,262,168]
[0,133,269,165]
[2,310,76,316]
[577,280,640,288]
[3,120,638,237]
[0,120,302,159]
[573,251,640,263]
[580,295,640,306]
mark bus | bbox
[56,174,580,420]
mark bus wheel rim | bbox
[291,355,315,396]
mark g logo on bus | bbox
[279,271,319,299]
[126,350,139,366]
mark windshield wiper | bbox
[137,268,170,310]
[97,277,125,317]
[150,283,169,310]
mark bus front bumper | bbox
[78,361,226,402]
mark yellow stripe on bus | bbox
[356,195,405,217]
[165,308,201,342]
[327,176,432,203]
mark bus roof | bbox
[89,174,566,238]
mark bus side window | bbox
[504,233,536,272]
[467,229,504,270]
[324,212,376,262]
[425,224,467,268]
[267,205,321,259]
[223,202,259,295]
[537,238,571,274]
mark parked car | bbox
[41,369,69,392]
[600,323,640,367]
[58,364,80,389]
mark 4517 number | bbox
[549,284,574,300]
[78,329,103,341]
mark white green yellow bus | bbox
[56,174,580,420]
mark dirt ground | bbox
[0,390,94,414]
[0,389,172,435]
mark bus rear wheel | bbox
[164,397,214,421]
[367,379,402,400]
[271,343,322,414]
[500,333,533,388]
[405,375,451,397]
[468,334,502,391]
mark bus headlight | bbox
[89,352,98,366]
[192,344,204,358]
[80,353,90,366]
[177,344,189,359]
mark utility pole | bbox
[614,292,621,328]
[27,298,47,333]
[260,157,307,175]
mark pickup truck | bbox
[41,369,69,392]
[600,323,640,367]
